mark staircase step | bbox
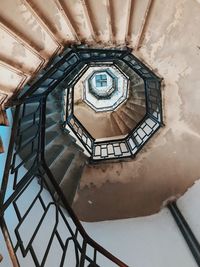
[18,100,61,127]
[46,105,62,115]
[58,152,86,205]
[20,137,39,170]
[64,124,90,157]
[121,108,138,125]
[45,118,59,130]
[19,113,60,133]
[19,123,68,167]
[111,112,130,134]
[19,102,40,118]
[47,93,63,102]
[134,0,153,50]
[116,60,143,85]
[128,98,146,107]
[110,0,131,44]
[130,94,146,102]
[45,144,65,167]
[126,95,146,107]
[49,145,76,184]
[126,0,152,48]
[45,130,73,151]
[45,130,58,146]
[25,0,76,43]
[46,111,61,122]
[117,110,136,130]
[18,128,57,167]
[16,123,38,147]
[130,82,145,93]
[110,114,123,135]
[126,103,146,119]
[57,0,93,43]
[43,147,75,195]
[47,89,64,102]
[117,60,135,78]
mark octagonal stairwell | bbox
[0,0,200,226]
[1,1,200,266]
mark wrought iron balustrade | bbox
[2,45,200,267]
[10,47,163,163]
[59,48,163,162]
[0,92,128,266]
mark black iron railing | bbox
[2,47,161,266]
[13,47,163,162]
[0,92,128,266]
[61,48,163,162]
[1,46,200,267]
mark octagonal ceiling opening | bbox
[89,70,115,99]
[82,65,129,113]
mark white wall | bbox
[177,179,200,244]
[83,208,197,267]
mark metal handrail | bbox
[62,50,163,161]
[0,91,129,266]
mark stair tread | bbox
[49,146,76,185]
[58,152,86,205]
[45,130,72,149]
[45,144,64,166]
[121,108,138,124]
[110,114,123,135]
[117,110,136,130]
[130,82,145,92]
[127,99,146,108]
[111,112,130,134]
[125,104,146,121]
[45,130,59,146]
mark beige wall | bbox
[73,0,200,221]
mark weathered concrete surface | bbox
[73,0,200,221]
[26,0,76,44]
[84,0,111,44]
[59,0,94,43]
[0,22,43,74]
[0,61,28,97]
[0,0,60,58]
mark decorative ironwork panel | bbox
[1,96,128,267]
[93,141,131,160]
[67,116,94,155]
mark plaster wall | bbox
[73,0,200,221]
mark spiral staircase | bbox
[73,60,147,139]
[1,0,200,266]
